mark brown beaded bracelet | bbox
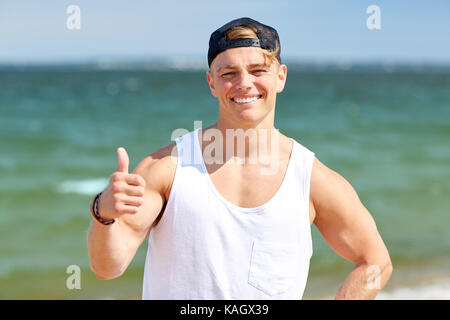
[90,192,116,225]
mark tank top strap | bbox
[175,128,203,169]
[290,140,315,204]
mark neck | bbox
[203,118,280,163]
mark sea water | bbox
[0,65,449,299]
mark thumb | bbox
[117,147,129,173]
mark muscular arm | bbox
[310,158,393,299]
[87,144,177,280]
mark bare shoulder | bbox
[311,157,349,187]
[132,142,178,200]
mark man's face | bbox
[206,47,287,125]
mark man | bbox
[88,17,392,299]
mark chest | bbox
[205,159,288,207]
[204,160,315,225]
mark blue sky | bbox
[1,0,449,64]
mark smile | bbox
[231,95,263,104]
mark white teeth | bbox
[233,96,260,104]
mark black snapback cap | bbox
[207,17,281,68]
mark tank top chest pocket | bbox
[248,240,302,296]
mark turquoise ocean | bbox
[1,63,449,299]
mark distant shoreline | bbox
[1,59,450,73]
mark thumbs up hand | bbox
[97,147,146,220]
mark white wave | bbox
[308,277,450,300]
[377,280,450,300]
[58,178,108,195]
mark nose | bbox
[236,71,252,90]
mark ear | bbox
[275,64,287,93]
[206,70,218,97]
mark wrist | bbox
[90,192,116,225]
[97,192,116,220]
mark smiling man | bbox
[87,17,392,300]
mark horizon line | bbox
[1,57,450,72]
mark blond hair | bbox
[210,25,280,72]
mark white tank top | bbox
[142,128,315,299]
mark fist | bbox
[98,147,146,220]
